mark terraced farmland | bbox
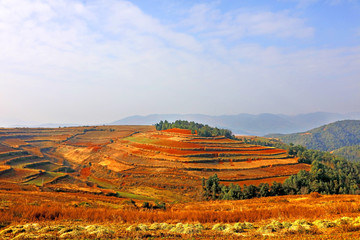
[0,126,310,201]
[0,126,156,199]
[106,128,310,186]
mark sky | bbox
[0,0,360,126]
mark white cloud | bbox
[282,0,358,8]
[0,0,359,124]
[0,0,202,84]
[181,4,314,39]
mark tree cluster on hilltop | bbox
[155,120,234,139]
[203,144,360,200]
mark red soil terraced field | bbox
[0,126,309,203]
[105,128,310,190]
[162,128,193,134]
[0,143,15,153]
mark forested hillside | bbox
[332,145,360,162]
[203,143,360,200]
[267,120,360,152]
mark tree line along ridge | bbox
[155,120,234,139]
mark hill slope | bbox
[267,120,360,152]
[332,145,360,162]
[0,125,309,202]
[111,112,360,136]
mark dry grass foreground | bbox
[1,190,360,239]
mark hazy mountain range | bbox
[111,112,360,136]
[0,118,83,129]
[2,112,359,136]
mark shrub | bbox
[212,223,226,231]
[313,220,336,229]
[287,220,313,233]
[125,225,138,232]
[142,202,151,209]
[155,201,166,210]
[222,224,234,234]
[244,222,254,229]
[159,223,170,230]
[281,222,292,229]
[233,223,244,233]
[352,217,360,226]
[334,217,353,225]
[149,223,161,230]
[310,192,322,198]
[169,223,184,233]
[183,224,202,234]
[137,224,148,231]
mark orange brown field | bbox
[0,126,308,197]
[0,125,358,239]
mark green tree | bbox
[258,183,270,197]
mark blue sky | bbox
[0,0,359,126]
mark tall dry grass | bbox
[1,190,360,224]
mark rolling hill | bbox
[267,120,360,152]
[0,125,309,202]
[2,125,360,239]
